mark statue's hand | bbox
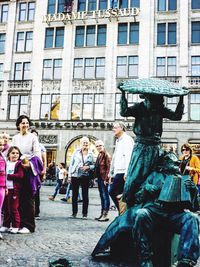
[144,184,159,194]
[184,179,196,193]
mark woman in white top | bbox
[48,163,67,200]
[12,115,42,234]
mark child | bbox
[0,146,24,234]
[0,138,6,239]
[1,132,10,157]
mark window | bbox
[47,0,67,14]
[16,31,33,52]
[0,63,3,80]
[75,26,84,47]
[96,58,105,78]
[115,93,140,119]
[118,0,140,8]
[88,0,97,11]
[75,25,107,47]
[156,57,176,76]
[85,58,94,79]
[43,59,62,80]
[18,2,35,21]
[9,95,29,120]
[157,22,176,45]
[74,58,83,79]
[192,0,200,9]
[77,0,86,11]
[118,23,139,45]
[83,94,93,119]
[117,56,138,78]
[99,0,107,10]
[71,93,104,120]
[166,97,178,111]
[86,26,95,46]
[191,56,200,76]
[0,33,5,53]
[45,27,64,48]
[192,22,200,44]
[74,57,105,79]
[190,94,200,120]
[40,94,60,120]
[0,4,9,23]
[157,0,177,11]
[14,62,31,80]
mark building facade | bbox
[0,0,200,164]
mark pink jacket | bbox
[0,152,6,187]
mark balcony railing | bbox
[155,76,181,84]
[8,80,32,91]
[187,76,200,88]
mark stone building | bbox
[0,0,200,164]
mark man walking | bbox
[109,122,134,213]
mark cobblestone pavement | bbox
[0,185,200,267]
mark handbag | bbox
[59,184,67,194]
[79,151,94,180]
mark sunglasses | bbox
[181,148,189,152]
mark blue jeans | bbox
[97,178,110,212]
[133,207,200,265]
[65,183,81,200]
[53,179,63,198]
[109,173,125,211]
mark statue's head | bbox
[143,94,164,110]
[156,149,180,174]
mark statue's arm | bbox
[162,96,184,121]
[120,92,139,117]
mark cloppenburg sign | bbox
[43,8,140,24]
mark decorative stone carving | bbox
[39,135,57,144]
[42,80,61,93]
[72,80,105,93]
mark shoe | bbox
[98,215,109,222]
[0,226,9,233]
[60,198,67,202]
[82,215,87,220]
[95,214,103,220]
[140,260,153,267]
[70,214,77,218]
[67,197,72,203]
[78,199,83,203]
[0,233,3,239]
[9,227,19,234]
[48,196,54,201]
[18,227,30,234]
[35,216,41,220]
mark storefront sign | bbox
[43,8,140,24]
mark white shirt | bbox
[110,132,134,176]
[12,132,41,160]
[6,161,16,189]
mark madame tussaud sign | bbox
[43,7,140,24]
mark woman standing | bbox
[95,140,111,222]
[68,136,95,219]
[180,143,200,185]
[12,115,43,233]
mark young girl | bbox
[0,138,6,239]
[0,146,24,234]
